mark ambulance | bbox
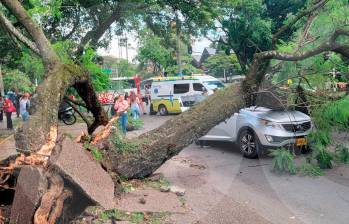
[148,74,224,115]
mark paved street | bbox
[1,115,349,224]
[130,115,349,224]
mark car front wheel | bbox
[238,129,260,158]
[158,104,168,116]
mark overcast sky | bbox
[97,35,212,63]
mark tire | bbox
[62,114,76,125]
[158,104,168,116]
[149,104,157,115]
[238,129,260,159]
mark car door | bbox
[200,114,238,141]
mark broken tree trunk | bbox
[100,84,244,178]
[14,64,108,152]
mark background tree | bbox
[217,0,308,72]
[203,52,242,78]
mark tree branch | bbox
[65,99,92,128]
[0,0,60,70]
[76,2,126,55]
[0,12,40,55]
[272,0,329,44]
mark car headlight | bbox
[259,119,283,129]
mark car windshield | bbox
[203,81,225,89]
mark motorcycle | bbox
[58,105,77,125]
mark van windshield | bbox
[203,80,225,89]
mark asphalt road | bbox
[140,115,349,224]
[2,114,348,224]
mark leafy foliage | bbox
[335,145,349,165]
[314,146,333,169]
[128,118,144,130]
[270,149,297,174]
[80,48,109,91]
[110,127,140,154]
[309,97,349,148]
[298,159,324,177]
[3,69,35,93]
[203,52,241,78]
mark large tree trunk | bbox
[14,64,108,152]
[101,85,244,178]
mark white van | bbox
[148,75,224,115]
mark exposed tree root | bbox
[34,173,72,224]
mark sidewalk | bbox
[0,135,17,161]
[0,114,20,160]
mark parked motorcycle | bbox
[58,103,76,125]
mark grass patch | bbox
[335,145,349,164]
[314,146,333,169]
[97,209,169,224]
[270,148,297,174]
[298,159,324,176]
[128,117,144,130]
[109,127,141,154]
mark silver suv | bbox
[199,106,313,158]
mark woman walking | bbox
[2,96,16,130]
[114,94,129,134]
[19,92,30,121]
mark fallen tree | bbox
[1,0,349,223]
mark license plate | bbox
[296,138,307,146]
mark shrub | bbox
[128,117,144,130]
[298,159,324,176]
[314,146,333,169]
[335,145,349,164]
[270,148,297,174]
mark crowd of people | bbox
[0,90,31,130]
[111,90,146,134]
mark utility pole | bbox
[175,12,182,75]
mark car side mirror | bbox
[202,87,207,92]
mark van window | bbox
[193,83,204,91]
[174,83,190,94]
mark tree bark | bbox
[101,85,244,178]
[0,0,59,71]
[0,12,40,55]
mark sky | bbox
[97,34,212,63]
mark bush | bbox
[270,149,297,174]
[335,145,349,164]
[298,159,324,176]
[3,69,35,93]
[128,118,144,130]
[314,146,333,169]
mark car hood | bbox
[243,107,311,123]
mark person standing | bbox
[19,92,30,121]
[129,91,141,119]
[2,97,16,130]
[0,93,3,122]
[15,89,21,118]
[114,94,129,134]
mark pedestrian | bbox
[124,92,129,102]
[129,91,141,119]
[19,92,30,121]
[2,96,16,130]
[110,95,119,117]
[0,93,3,122]
[114,94,129,134]
[138,93,147,115]
[15,89,21,118]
